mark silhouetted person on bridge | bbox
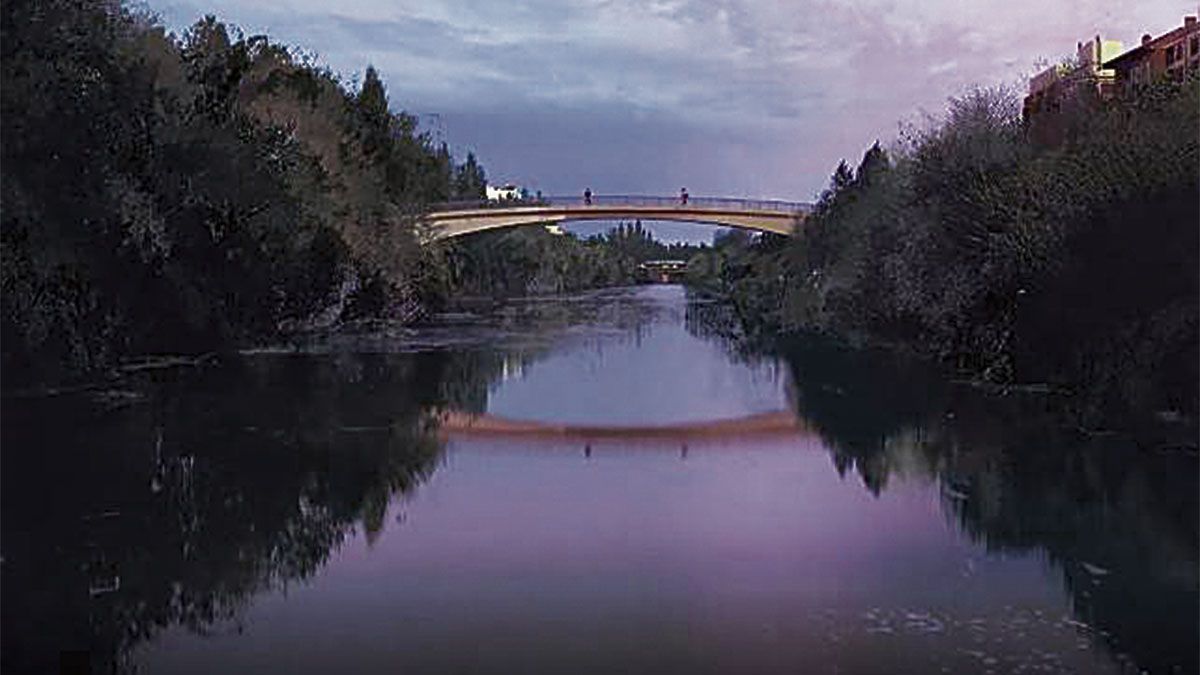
[584,188,592,205]
[680,187,689,205]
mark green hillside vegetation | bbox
[709,80,1198,427]
[1,1,486,386]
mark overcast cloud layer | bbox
[146,0,1190,202]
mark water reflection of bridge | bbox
[436,409,815,446]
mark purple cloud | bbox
[145,0,1191,203]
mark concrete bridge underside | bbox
[424,205,804,241]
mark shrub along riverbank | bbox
[702,79,1198,431]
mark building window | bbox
[1191,36,1198,56]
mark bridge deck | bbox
[431,195,810,214]
[424,195,811,240]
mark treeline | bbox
[712,78,1198,427]
[589,219,705,263]
[1,1,486,386]
[443,220,707,298]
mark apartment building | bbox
[1104,16,1200,91]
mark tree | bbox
[454,152,487,199]
[357,65,390,133]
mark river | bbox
[2,285,1195,674]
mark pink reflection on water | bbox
[142,435,1118,674]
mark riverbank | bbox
[695,78,1198,436]
[0,3,692,391]
[701,279,1197,451]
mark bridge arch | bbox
[423,195,810,241]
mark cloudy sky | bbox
[144,0,1189,239]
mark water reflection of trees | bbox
[777,333,1198,675]
[1,349,515,673]
[684,293,797,376]
[6,293,1195,673]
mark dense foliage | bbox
[1,1,486,386]
[441,220,707,299]
[712,80,1198,426]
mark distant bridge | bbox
[639,259,688,283]
[423,195,811,241]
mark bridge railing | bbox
[429,194,811,214]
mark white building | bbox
[485,183,523,202]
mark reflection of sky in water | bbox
[140,440,1122,675]
[81,284,1189,675]
[486,286,790,424]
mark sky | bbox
[142,0,1191,242]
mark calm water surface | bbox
[3,286,1196,674]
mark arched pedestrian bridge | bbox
[423,195,811,241]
